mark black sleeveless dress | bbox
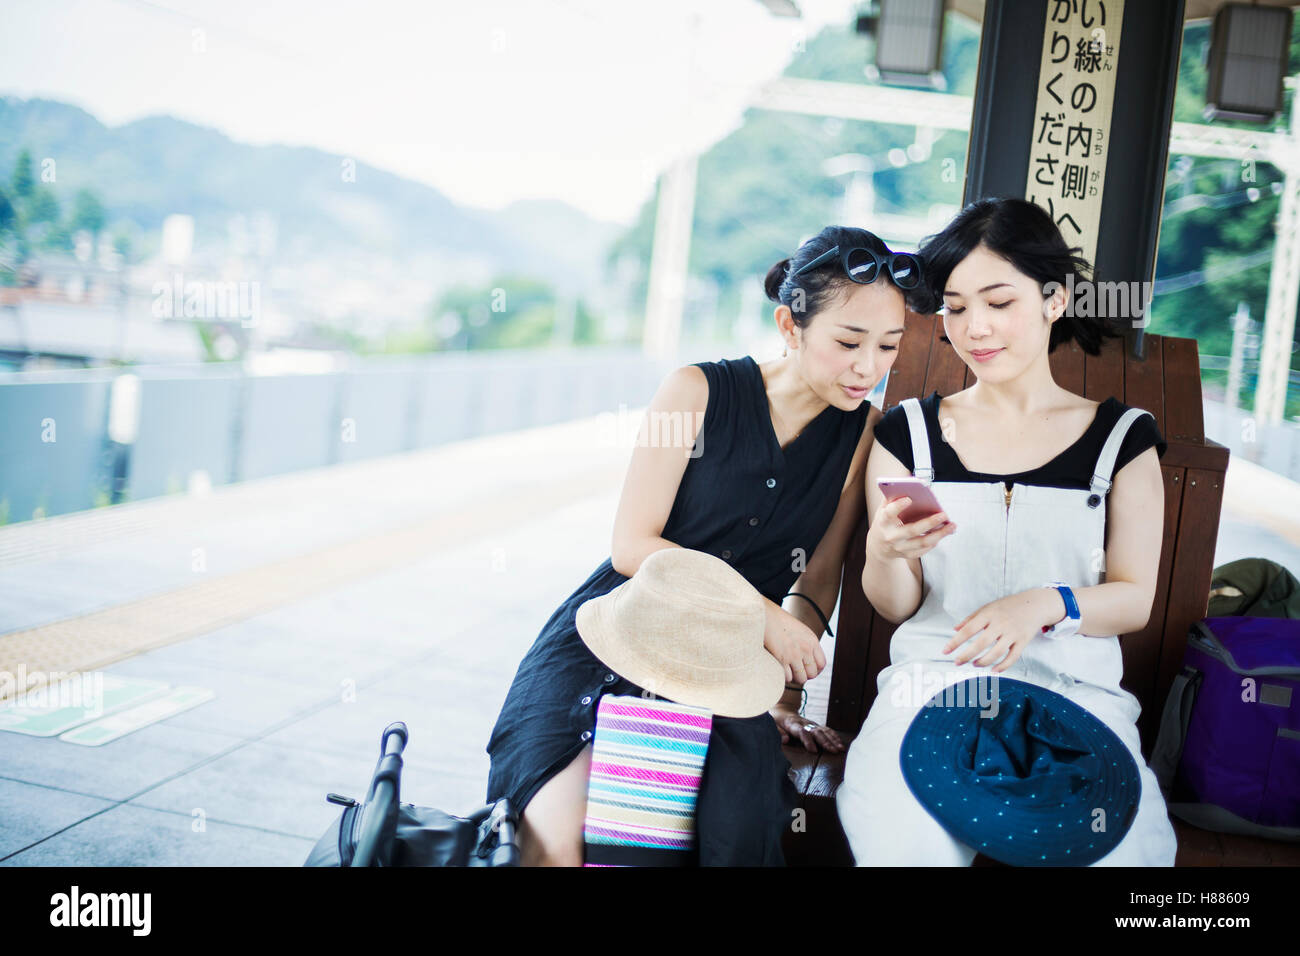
[484,354,871,865]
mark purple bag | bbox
[1151,617,1300,840]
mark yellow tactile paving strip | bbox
[0,465,624,701]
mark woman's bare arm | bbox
[1068,445,1165,637]
[861,438,927,623]
[608,366,707,577]
[782,404,876,642]
[609,363,826,683]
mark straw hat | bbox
[575,548,785,718]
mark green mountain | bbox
[0,95,614,292]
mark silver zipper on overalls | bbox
[1002,484,1012,596]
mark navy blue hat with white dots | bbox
[899,676,1140,866]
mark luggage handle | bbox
[353,722,409,866]
[381,721,408,755]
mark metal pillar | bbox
[1256,88,1300,425]
[642,152,698,361]
[1226,302,1250,414]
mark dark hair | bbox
[763,225,926,329]
[914,197,1126,355]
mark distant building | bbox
[0,265,205,370]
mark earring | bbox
[782,345,788,357]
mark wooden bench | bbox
[782,316,1300,866]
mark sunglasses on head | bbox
[790,243,922,291]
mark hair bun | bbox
[764,258,792,302]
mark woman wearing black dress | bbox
[484,226,928,865]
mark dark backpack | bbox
[1207,558,1300,619]
[1151,617,1300,841]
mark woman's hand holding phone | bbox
[866,489,957,563]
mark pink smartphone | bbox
[876,477,945,524]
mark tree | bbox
[0,188,14,234]
[10,149,34,201]
[72,189,106,238]
[431,275,558,351]
[25,187,59,225]
[22,187,61,249]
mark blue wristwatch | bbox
[1041,581,1081,637]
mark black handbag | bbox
[304,722,519,867]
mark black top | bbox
[484,354,871,862]
[873,390,1167,490]
[657,354,872,600]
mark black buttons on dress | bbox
[749,517,759,526]
[766,478,777,488]
[1087,494,1102,508]
[581,696,592,706]
[603,673,617,684]
[580,730,592,742]
[721,550,732,560]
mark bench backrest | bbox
[830,315,1230,756]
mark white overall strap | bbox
[1087,407,1154,506]
[901,397,934,484]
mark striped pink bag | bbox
[582,694,713,867]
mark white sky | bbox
[0,0,860,224]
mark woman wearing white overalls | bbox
[836,198,1178,865]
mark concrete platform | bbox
[0,413,632,865]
